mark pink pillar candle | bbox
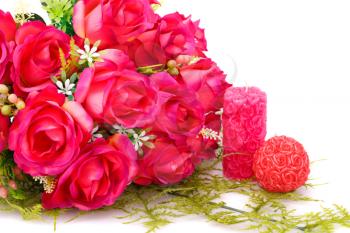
[222,86,267,179]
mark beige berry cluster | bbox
[0,84,25,116]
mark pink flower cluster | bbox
[0,0,229,211]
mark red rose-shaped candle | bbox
[222,86,267,179]
[253,136,310,193]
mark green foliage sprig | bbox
[0,151,43,220]
[1,155,349,232]
[41,0,77,35]
[106,160,348,233]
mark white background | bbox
[0,0,350,232]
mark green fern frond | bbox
[1,157,350,233]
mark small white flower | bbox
[113,124,135,135]
[111,125,155,152]
[77,43,100,66]
[56,79,75,96]
[90,126,103,142]
[132,131,151,151]
[200,127,222,141]
[33,176,56,194]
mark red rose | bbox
[0,10,16,84]
[8,87,93,176]
[73,0,157,49]
[135,137,194,185]
[0,10,16,42]
[150,72,205,140]
[13,22,70,94]
[0,115,10,151]
[127,12,207,67]
[178,58,229,112]
[0,33,15,84]
[188,112,221,165]
[75,50,160,128]
[42,135,138,210]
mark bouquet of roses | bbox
[0,0,229,210]
[0,1,349,232]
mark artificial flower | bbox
[76,49,159,128]
[8,87,93,176]
[126,12,207,67]
[13,21,70,94]
[73,0,157,49]
[42,135,137,210]
[135,137,194,185]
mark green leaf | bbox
[84,38,90,46]
[70,73,78,83]
[61,70,67,82]
[1,153,350,233]
[41,0,77,35]
[93,40,101,49]
[9,189,27,201]
[51,76,58,84]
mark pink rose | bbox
[8,87,93,176]
[0,32,15,84]
[150,72,204,140]
[13,21,70,94]
[73,0,157,49]
[76,50,159,128]
[127,12,207,67]
[42,135,138,210]
[187,112,221,165]
[135,137,194,185]
[0,115,10,151]
[178,58,229,112]
[0,10,16,84]
[0,10,16,42]
[148,0,159,4]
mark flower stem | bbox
[167,192,306,232]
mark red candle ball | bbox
[253,136,310,193]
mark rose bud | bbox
[0,186,8,199]
[8,180,17,190]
